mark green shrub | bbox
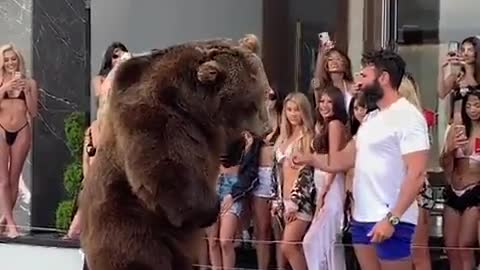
[64,112,86,159]
[55,200,74,232]
[63,161,83,198]
[55,112,87,231]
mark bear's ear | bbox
[197,60,223,84]
[114,56,152,92]
[238,34,260,54]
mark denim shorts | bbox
[217,174,243,217]
[253,167,273,198]
[350,220,416,261]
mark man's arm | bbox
[310,138,356,173]
[391,114,430,219]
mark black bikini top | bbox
[3,91,26,100]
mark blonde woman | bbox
[0,44,38,238]
[271,92,314,270]
[399,73,433,270]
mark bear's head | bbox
[105,35,269,157]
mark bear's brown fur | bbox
[79,36,269,270]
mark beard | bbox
[361,79,384,110]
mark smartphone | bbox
[318,32,330,46]
[14,71,22,79]
[448,41,459,56]
[475,138,480,153]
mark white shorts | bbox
[253,167,274,198]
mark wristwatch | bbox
[386,212,400,226]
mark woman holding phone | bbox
[440,87,480,270]
[311,33,355,111]
[438,37,480,122]
[0,43,38,238]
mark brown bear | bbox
[79,35,269,270]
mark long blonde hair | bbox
[0,43,27,84]
[275,92,314,153]
[399,74,422,111]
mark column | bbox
[30,0,90,231]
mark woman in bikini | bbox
[64,43,129,239]
[92,42,128,120]
[0,43,38,238]
[438,36,480,122]
[440,87,480,270]
[272,92,314,270]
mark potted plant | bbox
[55,112,86,231]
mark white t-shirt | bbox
[352,98,430,225]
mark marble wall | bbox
[30,0,90,230]
[0,0,33,229]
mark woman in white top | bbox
[302,86,349,270]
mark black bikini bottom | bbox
[444,184,480,213]
[0,122,28,146]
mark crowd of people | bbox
[191,35,480,270]
[1,32,480,270]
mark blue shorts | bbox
[351,220,416,261]
[217,174,243,217]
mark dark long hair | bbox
[98,42,128,76]
[461,86,480,138]
[265,83,286,144]
[312,86,348,153]
[348,93,367,136]
[461,36,480,84]
[317,48,354,91]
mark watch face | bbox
[389,216,400,225]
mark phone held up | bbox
[318,32,330,47]
[448,41,459,57]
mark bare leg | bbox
[354,244,381,270]
[206,221,222,269]
[412,208,431,270]
[458,207,479,270]
[252,197,272,270]
[66,209,82,239]
[197,236,209,270]
[281,219,309,270]
[6,126,31,237]
[380,258,413,270]
[0,136,16,237]
[219,213,239,269]
[272,216,286,269]
[443,206,462,270]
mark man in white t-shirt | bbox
[293,49,430,270]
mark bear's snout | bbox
[198,195,221,228]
